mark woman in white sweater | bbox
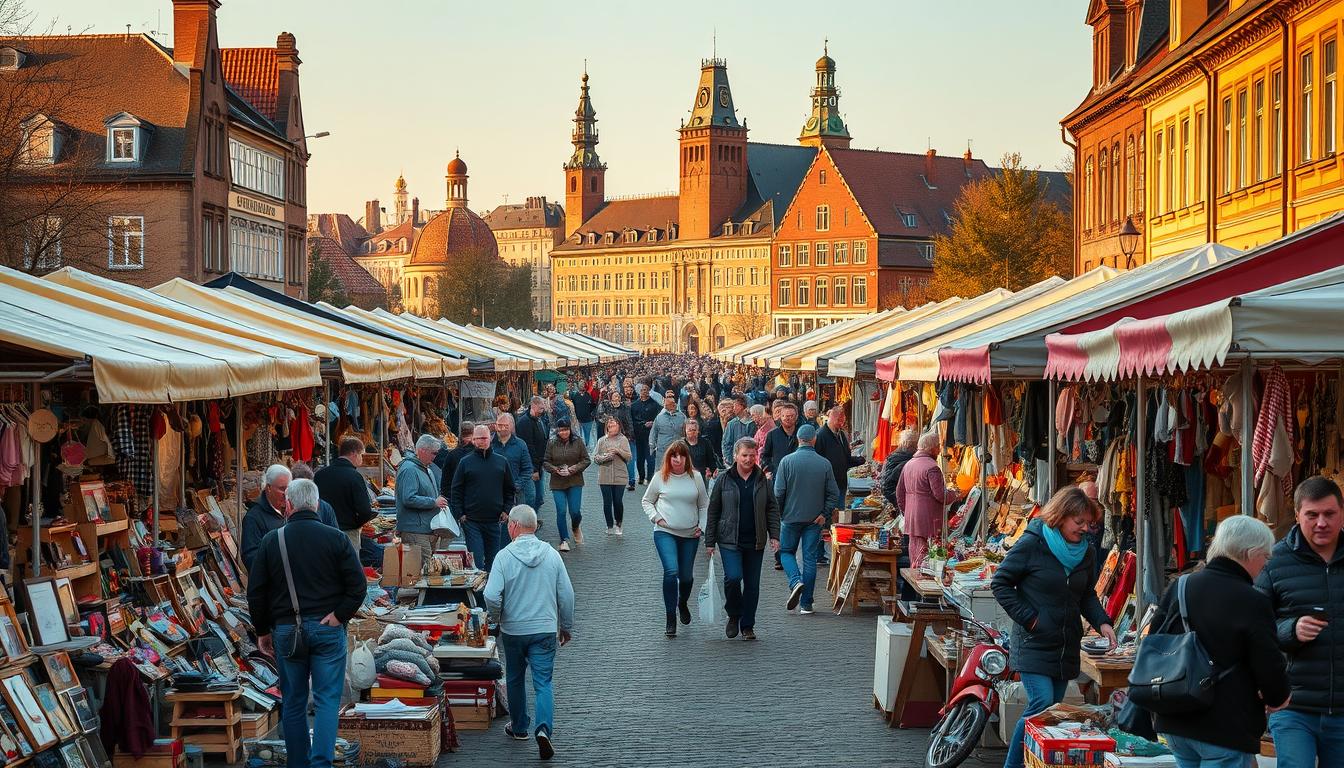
[642,440,708,637]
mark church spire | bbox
[565,65,603,170]
[563,68,606,237]
[798,43,852,149]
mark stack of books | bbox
[368,675,443,706]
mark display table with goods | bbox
[828,523,900,614]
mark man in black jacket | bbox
[246,478,365,768]
[880,430,919,511]
[815,407,864,500]
[568,381,597,449]
[450,425,517,570]
[434,421,476,500]
[629,385,661,484]
[314,438,375,549]
[760,402,800,479]
[515,397,549,513]
[1256,475,1344,766]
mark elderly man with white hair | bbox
[894,431,961,568]
[485,505,575,760]
[242,463,293,572]
[396,434,448,558]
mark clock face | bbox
[718,86,730,107]
[696,87,710,108]
[805,116,819,131]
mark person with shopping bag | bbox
[642,441,708,638]
[705,437,780,640]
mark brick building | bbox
[2,0,310,294]
[482,196,565,328]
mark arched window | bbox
[1084,156,1095,230]
[1111,142,1121,223]
[1099,149,1109,226]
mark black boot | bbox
[665,613,677,637]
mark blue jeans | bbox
[779,521,821,609]
[501,632,557,738]
[1163,734,1256,768]
[463,518,502,571]
[529,475,546,512]
[1270,709,1344,768]
[273,621,346,768]
[635,438,654,482]
[719,547,764,630]
[1006,673,1068,768]
[551,486,583,541]
[626,455,637,486]
[578,420,596,447]
[653,530,698,615]
[599,484,625,527]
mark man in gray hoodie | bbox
[648,391,687,470]
[484,505,575,761]
[773,424,840,615]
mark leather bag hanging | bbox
[1126,575,1234,714]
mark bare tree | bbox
[0,0,132,274]
[726,308,769,343]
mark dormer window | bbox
[902,212,918,228]
[722,222,734,236]
[19,114,64,166]
[648,229,660,243]
[586,232,598,245]
[624,229,638,244]
[742,220,754,235]
[604,231,615,245]
[104,112,154,164]
[0,47,26,71]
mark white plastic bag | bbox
[348,639,377,690]
[697,554,726,624]
[431,507,462,540]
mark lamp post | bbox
[1118,216,1141,269]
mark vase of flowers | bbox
[926,539,949,578]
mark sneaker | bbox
[786,583,804,611]
[678,601,691,625]
[572,527,584,545]
[558,541,571,552]
[725,616,739,639]
[817,556,830,565]
[606,527,615,535]
[773,561,783,571]
[505,724,530,741]
[536,728,554,760]
[614,525,623,536]
[741,628,757,641]
[799,606,815,616]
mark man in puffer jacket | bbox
[484,505,575,760]
[1256,475,1344,768]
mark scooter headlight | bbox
[979,649,1007,676]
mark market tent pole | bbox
[1046,378,1058,497]
[1238,360,1254,512]
[178,404,187,509]
[323,381,331,466]
[978,387,988,541]
[29,383,40,577]
[378,382,386,488]
[1134,374,1149,621]
[152,425,160,542]
[234,396,244,531]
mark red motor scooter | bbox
[925,616,1012,768]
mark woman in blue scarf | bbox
[991,486,1117,768]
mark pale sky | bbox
[44,0,1092,220]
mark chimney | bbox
[274,32,301,134]
[925,148,937,186]
[963,146,973,176]
[365,200,381,234]
[411,197,420,226]
[171,0,219,71]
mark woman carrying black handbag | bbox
[1145,515,1290,767]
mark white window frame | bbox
[22,215,62,271]
[853,240,868,263]
[796,242,810,266]
[108,127,138,162]
[902,212,918,228]
[834,276,848,306]
[229,138,285,199]
[815,204,830,231]
[777,244,792,267]
[778,279,791,307]
[853,276,868,306]
[815,241,829,266]
[108,215,145,270]
[834,241,848,264]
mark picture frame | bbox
[32,685,75,741]
[83,734,110,768]
[33,747,60,768]
[57,689,96,734]
[58,739,86,768]
[52,579,78,627]
[79,483,108,524]
[0,675,57,751]
[41,652,79,693]
[76,737,100,768]
[20,579,69,647]
[0,603,28,661]
[0,705,30,759]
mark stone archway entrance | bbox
[684,324,700,354]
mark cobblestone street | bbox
[444,466,1002,768]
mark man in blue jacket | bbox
[395,435,446,559]
[485,505,575,761]
[773,424,840,615]
[493,413,535,533]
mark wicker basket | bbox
[338,706,442,766]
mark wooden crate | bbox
[111,740,183,768]
[240,710,275,739]
[338,705,441,766]
[443,680,494,732]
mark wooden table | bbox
[1079,653,1133,704]
[836,545,901,615]
[887,600,962,728]
[413,572,488,607]
[899,567,945,600]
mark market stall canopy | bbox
[315,303,497,374]
[923,243,1243,384]
[796,298,968,375]
[714,333,780,365]
[153,279,453,382]
[0,266,321,402]
[528,330,637,363]
[388,312,548,371]
[1046,262,1344,380]
[431,321,569,369]
[879,269,1120,382]
[749,309,895,369]
[567,332,638,359]
[503,329,604,365]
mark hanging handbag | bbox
[1126,575,1234,714]
[276,528,309,660]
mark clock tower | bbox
[798,43,851,149]
[563,69,606,238]
[678,57,748,240]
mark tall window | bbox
[108,216,145,270]
[1253,80,1265,183]
[1084,157,1095,228]
[797,278,810,306]
[834,277,848,305]
[1111,142,1121,221]
[1181,118,1191,207]
[1152,133,1163,212]
[1125,137,1136,214]
[736,266,744,286]
[1137,133,1146,211]
[796,243,810,266]
[815,241,829,266]
[1099,149,1109,224]
[815,205,830,231]
[749,266,759,285]
[1272,69,1284,174]
[1237,88,1249,189]
[853,240,868,263]
[229,139,284,199]
[1166,125,1175,210]
[1221,97,1232,193]
[1302,49,1315,163]
[834,241,848,264]
[778,280,791,306]
[1194,111,1205,202]
[778,244,792,267]
[1326,39,1337,155]
[816,277,829,306]
[22,215,62,271]
[852,276,868,306]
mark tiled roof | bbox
[557,195,680,250]
[1034,170,1072,213]
[0,34,191,177]
[311,237,385,297]
[367,218,417,253]
[309,213,369,252]
[878,239,934,269]
[827,148,994,238]
[482,200,565,230]
[1061,1,1171,127]
[221,48,278,120]
[741,143,816,226]
[409,207,499,266]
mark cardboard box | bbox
[381,543,423,588]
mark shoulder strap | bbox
[276,527,303,622]
[1176,573,1191,632]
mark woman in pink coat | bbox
[894,432,961,566]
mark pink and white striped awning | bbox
[1044,301,1233,381]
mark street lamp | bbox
[306,131,331,139]
[1118,216,1141,269]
